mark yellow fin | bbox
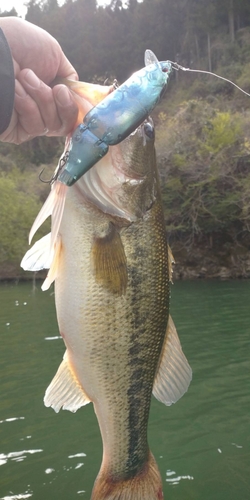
[62,79,112,101]
[153,315,192,405]
[44,351,91,413]
[58,79,113,123]
[91,223,127,295]
[168,245,175,284]
[41,235,62,291]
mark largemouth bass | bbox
[21,80,192,500]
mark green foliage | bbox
[235,62,250,94]
[157,99,250,244]
[201,112,241,154]
[0,175,40,277]
[0,136,63,170]
[0,158,51,278]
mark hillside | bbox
[1,1,250,279]
[153,27,250,278]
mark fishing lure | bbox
[58,50,172,186]
[46,49,250,188]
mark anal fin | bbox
[153,315,192,406]
[44,351,91,413]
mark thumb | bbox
[53,84,79,134]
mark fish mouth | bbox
[73,118,156,222]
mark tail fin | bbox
[91,451,163,500]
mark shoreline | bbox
[1,239,250,282]
[1,266,250,283]
[170,240,250,280]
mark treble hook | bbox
[38,168,54,184]
[38,151,70,185]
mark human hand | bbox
[0,17,79,144]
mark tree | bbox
[0,7,18,17]
[25,0,43,24]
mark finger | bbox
[14,79,47,137]
[0,107,35,145]
[52,84,79,136]
[18,69,62,133]
[0,109,20,144]
[0,80,35,144]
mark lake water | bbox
[0,280,249,500]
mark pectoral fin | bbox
[44,351,91,413]
[91,223,127,295]
[41,235,62,291]
[21,232,62,291]
[153,316,192,405]
[21,233,52,271]
[29,181,67,246]
[168,245,175,284]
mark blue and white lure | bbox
[44,48,250,188]
[57,50,172,186]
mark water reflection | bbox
[2,493,33,500]
[44,336,62,340]
[0,417,25,424]
[0,448,43,466]
[166,469,194,485]
[0,281,250,499]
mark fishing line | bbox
[169,61,250,98]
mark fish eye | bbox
[144,121,155,141]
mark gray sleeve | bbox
[0,27,15,135]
